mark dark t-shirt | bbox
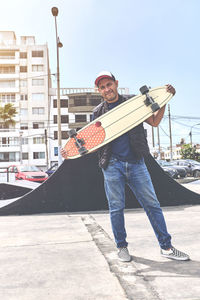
[92,99,136,162]
[107,100,136,162]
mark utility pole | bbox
[152,127,155,148]
[44,129,49,168]
[157,126,161,159]
[19,131,23,164]
[152,126,156,157]
[51,7,63,166]
[168,104,173,160]
[189,131,192,146]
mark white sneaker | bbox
[161,246,190,261]
[118,247,132,262]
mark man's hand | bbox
[60,148,68,159]
[166,84,176,95]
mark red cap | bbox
[95,71,115,86]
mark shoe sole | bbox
[161,254,190,261]
[118,255,132,262]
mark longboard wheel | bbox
[95,121,102,127]
[140,85,149,95]
[78,147,88,155]
[69,129,77,138]
[151,102,160,112]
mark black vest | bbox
[93,94,150,169]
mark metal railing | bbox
[0,168,15,183]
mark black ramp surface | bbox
[0,153,199,215]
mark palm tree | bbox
[0,103,17,129]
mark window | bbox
[0,152,20,162]
[75,115,87,122]
[22,138,28,145]
[32,51,44,57]
[22,152,28,160]
[32,107,45,115]
[20,80,27,87]
[74,96,87,106]
[53,99,68,108]
[0,51,15,59]
[33,152,45,159]
[54,131,69,140]
[20,66,27,72]
[32,79,44,86]
[0,66,15,74]
[20,123,28,130]
[54,147,58,156]
[20,52,27,59]
[0,94,15,103]
[53,115,69,124]
[89,97,102,106]
[0,80,15,88]
[9,137,19,146]
[20,109,28,116]
[32,93,44,101]
[32,65,44,72]
[20,94,28,101]
[0,137,19,147]
[33,122,44,129]
[33,137,45,144]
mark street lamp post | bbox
[190,123,200,146]
[51,7,63,166]
[19,131,23,164]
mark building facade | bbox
[0,31,51,169]
[0,31,153,169]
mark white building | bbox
[0,31,51,169]
[0,31,153,169]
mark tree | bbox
[180,144,200,162]
[0,103,17,129]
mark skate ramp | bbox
[0,153,199,215]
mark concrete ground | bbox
[0,182,200,300]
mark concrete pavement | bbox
[0,181,200,300]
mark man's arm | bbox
[145,84,175,127]
[60,148,68,159]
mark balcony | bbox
[0,73,19,79]
[0,58,19,65]
[69,122,88,129]
[68,93,102,113]
[0,87,19,93]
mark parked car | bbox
[185,159,200,165]
[174,160,200,178]
[156,160,179,179]
[45,164,58,177]
[156,160,187,178]
[7,165,48,183]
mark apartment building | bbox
[0,31,51,168]
[0,31,153,168]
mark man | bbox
[61,71,190,262]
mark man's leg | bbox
[127,159,172,250]
[102,158,128,249]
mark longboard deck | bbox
[64,86,173,159]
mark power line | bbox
[159,125,170,138]
[163,115,200,120]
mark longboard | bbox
[64,85,173,159]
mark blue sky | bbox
[0,0,200,148]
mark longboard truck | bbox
[68,129,88,155]
[140,85,160,112]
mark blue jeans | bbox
[102,156,172,250]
